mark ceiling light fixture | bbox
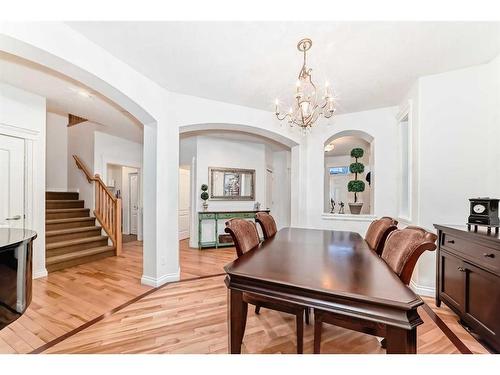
[324,143,335,152]
[275,38,336,135]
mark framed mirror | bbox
[208,167,255,200]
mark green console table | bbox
[198,210,270,249]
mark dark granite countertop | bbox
[0,228,37,251]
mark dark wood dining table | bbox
[224,227,424,354]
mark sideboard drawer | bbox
[199,213,216,220]
[216,213,238,220]
[442,232,500,273]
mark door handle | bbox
[447,240,455,244]
[483,253,495,258]
[5,215,21,221]
[457,266,466,272]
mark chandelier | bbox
[275,38,336,134]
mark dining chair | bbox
[255,212,278,239]
[225,218,309,354]
[365,216,398,256]
[313,225,437,354]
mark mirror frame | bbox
[208,167,256,201]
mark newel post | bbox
[115,198,122,255]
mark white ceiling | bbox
[67,21,500,114]
[0,52,143,143]
[325,136,370,157]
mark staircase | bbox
[45,191,115,272]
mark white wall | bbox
[196,135,266,212]
[45,112,67,191]
[271,150,291,230]
[304,107,399,235]
[67,122,95,210]
[0,82,47,278]
[404,54,500,294]
[183,135,291,247]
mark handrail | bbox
[72,155,122,256]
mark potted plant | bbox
[347,148,365,215]
[200,184,209,211]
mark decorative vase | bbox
[202,201,208,211]
[348,202,363,215]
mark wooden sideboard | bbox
[198,210,270,249]
[434,224,499,352]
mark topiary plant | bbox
[348,148,365,203]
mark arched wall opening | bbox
[323,130,375,216]
[178,123,297,250]
[0,32,163,284]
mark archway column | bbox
[142,118,180,286]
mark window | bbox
[399,114,411,220]
[329,166,349,175]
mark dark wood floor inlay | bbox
[422,303,473,354]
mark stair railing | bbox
[72,155,122,256]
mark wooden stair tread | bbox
[46,200,84,203]
[46,235,108,250]
[46,226,102,237]
[46,217,95,224]
[46,246,115,265]
[46,208,89,213]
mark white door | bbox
[129,173,139,235]
[178,168,190,240]
[0,134,24,228]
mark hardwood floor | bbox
[179,240,235,279]
[0,237,488,354]
[0,239,235,354]
[422,297,490,354]
[43,275,462,354]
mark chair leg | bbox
[255,305,261,315]
[296,313,304,354]
[313,314,322,354]
[304,307,310,325]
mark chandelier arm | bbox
[276,112,290,121]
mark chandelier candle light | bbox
[275,38,336,134]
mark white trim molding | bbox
[141,268,180,287]
[33,268,48,279]
[410,279,435,297]
[321,214,377,222]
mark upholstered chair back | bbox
[225,219,261,258]
[255,212,278,239]
[381,226,438,285]
[365,217,399,255]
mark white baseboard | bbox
[141,268,180,287]
[410,279,435,297]
[33,268,48,279]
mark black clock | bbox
[468,198,499,234]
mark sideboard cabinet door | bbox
[464,262,500,346]
[440,251,465,313]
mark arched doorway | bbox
[178,124,298,255]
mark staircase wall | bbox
[46,112,68,191]
[67,121,96,210]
